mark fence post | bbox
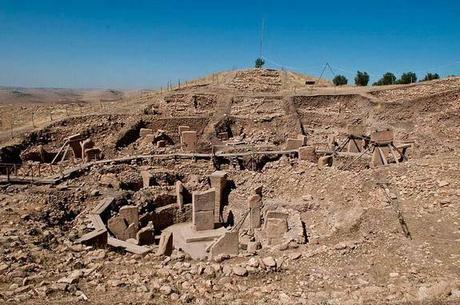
[10,118,13,138]
[32,112,36,128]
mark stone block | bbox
[125,223,138,240]
[107,216,127,240]
[156,140,166,147]
[285,138,304,150]
[139,128,154,137]
[76,229,108,247]
[119,205,139,229]
[218,132,229,141]
[99,173,121,189]
[192,189,215,212]
[298,146,317,162]
[318,155,333,169]
[210,231,239,258]
[347,125,366,137]
[157,231,173,256]
[181,131,197,152]
[84,147,101,162]
[193,210,215,231]
[297,134,308,146]
[136,222,155,246]
[265,218,288,244]
[370,129,394,145]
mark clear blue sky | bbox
[0,0,459,89]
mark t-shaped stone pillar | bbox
[209,171,227,223]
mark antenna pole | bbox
[259,18,265,59]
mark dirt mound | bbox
[370,77,460,102]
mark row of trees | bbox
[253,58,442,87]
[333,71,440,86]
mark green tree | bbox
[373,72,397,86]
[333,75,348,86]
[255,57,265,68]
[397,72,417,84]
[354,71,369,86]
[421,73,440,82]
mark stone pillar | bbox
[65,134,83,158]
[248,194,262,230]
[140,170,154,188]
[157,231,173,256]
[69,141,83,158]
[80,138,95,160]
[209,171,227,223]
[175,181,184,210]
[192,189,215,231]
[119,206,139,230]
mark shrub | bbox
[354,71,369,86]
[398,72,417,84]
[255,58,265,68]
[421,73,440,81]
[373,72,396,86]
[332,75,348,86]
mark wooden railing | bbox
[0,162,64,182]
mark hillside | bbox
[0,69,460,305]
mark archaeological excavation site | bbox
[1,68,460,305]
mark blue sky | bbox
[0,0,459,89]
